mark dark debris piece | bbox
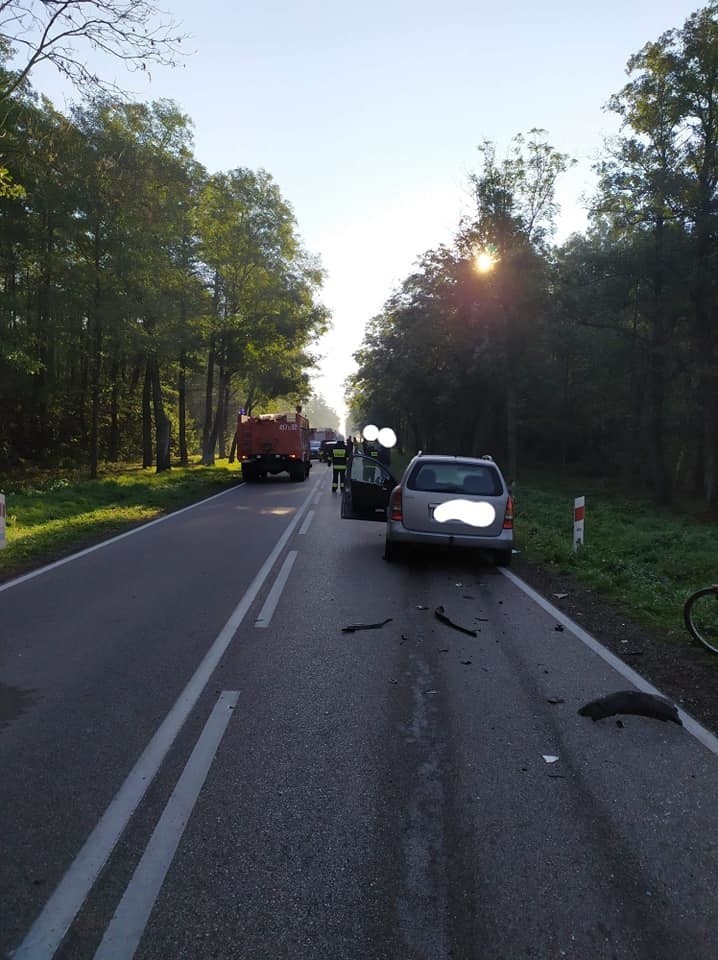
[546,697,565,705]
[434,606,478,637]
[554,624,565,632]
[578,690,682,725]
[342,618,393,633]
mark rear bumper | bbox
[387,521,513,554]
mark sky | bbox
[25,0,706,427]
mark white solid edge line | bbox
[298,510,314,536]
[93,691,240,960]
[0,483,243,595]
[254,551,298,628]
[11,480,318,960]
[501,567,718,758]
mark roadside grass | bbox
[513,471,717,643]
[0,460,242,579]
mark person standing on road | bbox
[331,438,348,493]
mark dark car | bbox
[320,439,337,463]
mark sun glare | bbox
[474,252,496,273]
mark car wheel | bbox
[494,550,512,567]
[384,537,402,563]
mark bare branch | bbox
[0,0,189,105]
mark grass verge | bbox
[0,460,242,580]
[513,471,716,642]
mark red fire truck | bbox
[236,409,311,482]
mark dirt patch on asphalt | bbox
[511,556,718,737]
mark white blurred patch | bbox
[433,500,496,527]
[362,423,379,441]
[377,427,397,448]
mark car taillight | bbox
[389,485,402,521]
[503,495,514,530]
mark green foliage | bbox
[304,392,340,430]
[0,79,326,474]
[514,474,717,639]
[349,7,718,509]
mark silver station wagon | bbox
[342,452,514,565]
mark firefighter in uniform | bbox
[331,437,348,492]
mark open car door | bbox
[341,455,397,521]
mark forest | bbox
[347,4,718,509]
[1,3,718,511]
[0,2,329,477]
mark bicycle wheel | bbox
[684,586,718,654]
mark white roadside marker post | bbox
[573,496,585,551]
[0,493,6,550]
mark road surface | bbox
[2,465,718,959]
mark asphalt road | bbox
[2,464,718,960]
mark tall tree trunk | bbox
[207,367,228,463]
[693,181,717,507]
[178,348,188,467]
[219,375,231,458]
[201,334,216,465]
[647,220,670,505]
[142,361,153,468]
[504,319,518,483]
[151,358,171,473]
[89,226,102,479]
[108,359,121,462]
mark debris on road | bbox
[542,755,559,763]
[553,593,569,600]
[554,624,565,632]
[416,604,429,610]
[578,690,682,725]
[460,659,472,665]
[342,618,393,633]
[434,605,478,637]
[546,697,565,705]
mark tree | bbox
[596,4,718,506]
[194,169,328,465]
[459,131,574,479]
[0,0,186,106]
[595,38,687,502]
[304,393,340,430]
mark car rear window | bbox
[408,462,503,496]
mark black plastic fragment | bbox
[434,606,477,637]
[342,617,393,633]
[578,690,682,725]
